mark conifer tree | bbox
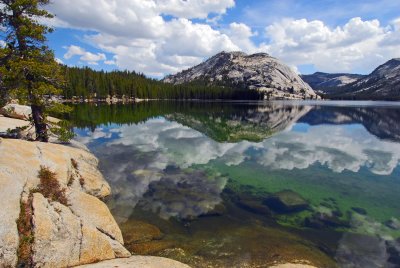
[0,0,69,142]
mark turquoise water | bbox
[71,101,400,267]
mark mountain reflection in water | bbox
[71,101,400,268]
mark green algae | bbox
[206,160,400,238]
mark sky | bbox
[43,0,400,77]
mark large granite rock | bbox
[77,255,191,268]
[0,138,122,268]
[0,115,34,139]
[0,104,60,140]
[163,51,319,100]
[0,104,32,120]
[0,104,60,124]
[68,191,123,243]
[32,193,82,267]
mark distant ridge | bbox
[328,58,400,100]
[301,72,366,94]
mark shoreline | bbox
[0,105,320,267]
[0,106,191,268]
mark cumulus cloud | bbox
[223,22,261,53]
[77,116,400,176]
[47,0,238,76]
[155,0,235,19]
[47,0,400,76]
[63,45,107,65]
[55,58,64,64]
[264,17,400,73]
[256,125,400,175]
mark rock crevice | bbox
[0,138,126,268]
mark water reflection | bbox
[72,101,400,267]
[74,103,400,176]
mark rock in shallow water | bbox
[304,212,350,229]
[264,190,309,213]
[385,218,400,230]
[76,255,191,268]
[351,207,367,215]
[121,220,163,244]
[237,196,272,215]
[127,240,176,255]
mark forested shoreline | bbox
[63,66,264,100]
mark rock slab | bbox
[0,138,121,268]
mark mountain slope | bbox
[329,58,400,100]
[301,72,366,94]
[163,51,318,99]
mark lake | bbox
[69,101,400,268]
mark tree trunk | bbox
[31,104,48,142]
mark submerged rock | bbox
[264,190,309,213]
[76,255,191,268]
[270,263,318,268]
[237,196,272,215]
[127,240,176,255]
[121,220,163,244]
[351,207,367,215]
[304,212,350,229]
[385,218,400,230]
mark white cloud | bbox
[47,0,400,75]
[256,125,400,175]
[77,117,400,176]
[46,0,239,77]
[104,60,116,65]
[155,0,235,19]
[84,18,238,76]
[223,22,263,53]
[63,45,107,65]
[264,17,400,73]
[55,58,64,64]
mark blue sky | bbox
[44,0,400,77]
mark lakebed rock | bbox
[270,263,318,268]
[264,190,309,213]
[0,137,124,267]
[237,196,272,215]
[304,212,350,229]
[77,255,191,268]
[121,220,164,244]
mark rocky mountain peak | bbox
[322,58,400,100]
[163,51,318,99]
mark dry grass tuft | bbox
[38,166,68,206]
[16,197,34,267]
[71,158,79,170]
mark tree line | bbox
[62,66,264,100]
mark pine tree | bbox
[0,0,68,142]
